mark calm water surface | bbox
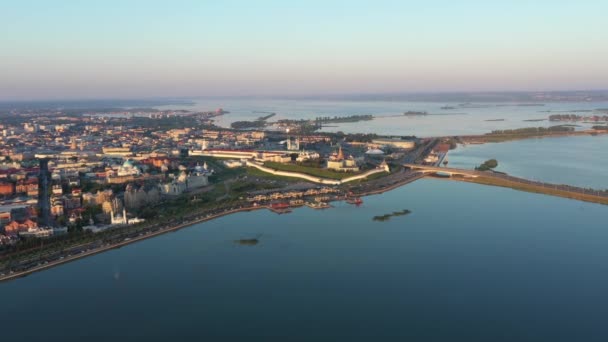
[2,179,608,341]
[448,135,608,189]
[155,98,608,137]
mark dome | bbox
[122,160,134,168]
[365,149,385,155]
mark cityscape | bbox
[2,1,608,341]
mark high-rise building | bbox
[38,159,52,227]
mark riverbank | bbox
[0,167,419,282]
[2,164,606,282]
[0,205,267,282]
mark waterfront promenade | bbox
[0,205,269,282]
[2,163,606,282]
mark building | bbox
[115,160,142,177]
[296,151,320,162]
[4,219,38,236]
[110,208,145,226]
[19,227,53,238]
[286,137,300,151]
[52,184,63,195]
[102,147,132,157]
[38,159,52,227]
[16,178,38,194]
[159,170,209,196]
[371,139,415,149]
[0,181,14,196]
[82,189,113,206]
[124,183,160,209]
[326,147,360,172]
[101,197,123,215]
[51,195,64,216]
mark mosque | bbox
[110,208,145,226]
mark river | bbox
[155,98,608,137]
[448,134,608,189]
[2,179,608,341]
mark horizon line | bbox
[2,89,608,104]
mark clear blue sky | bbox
[1,0,607,100]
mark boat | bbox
[346,197,363,205]
[270,202,290,209]
[305,201,331,209]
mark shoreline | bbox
[0,169,427,283]
[0,205,267,283]
[1,130,607,282]
[1,165,605,282]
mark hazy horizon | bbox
[2,0,608,100]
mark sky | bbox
[1,0,608,100]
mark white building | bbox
[159,170,209,196]
[110,208,144,226]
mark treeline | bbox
[549,114,608,122]
[489,126,574,135]
[315,115,373,123]
[230,120,267,129]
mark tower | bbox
[337,146,344,161]
[38,159,52,227]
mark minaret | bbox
[123,208,128,225]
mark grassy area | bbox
[455,175,608,205]
[263,161,361,180]
[230,179,278,193]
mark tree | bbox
[475,159,498,171]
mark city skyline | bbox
[2,0,608,100]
